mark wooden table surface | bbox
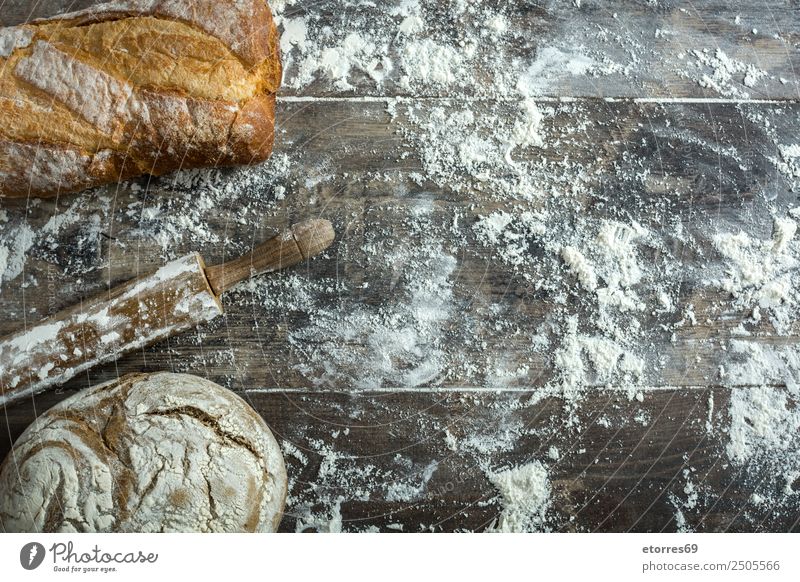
[2,0,799,532]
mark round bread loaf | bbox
[0,373,287,533]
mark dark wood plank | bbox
[1,386,797,532]
[2,100,798,392]
[4,0,799,99]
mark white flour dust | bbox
[683,48,768,98]
[722,341,800,501]
[709,216,798,334]
[486,461,552,533]
[263,0,800,530]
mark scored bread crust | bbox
[0,372,288,533]
[0,0,281,198]
[37,0,281,70]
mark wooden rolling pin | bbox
[0,219,335,407]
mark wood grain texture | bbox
[1,386,798,532]
[279,0,800,99]
[205,219,335,295]
[1,0,799,533]
[6,0,797,99]
[1,99,797,390]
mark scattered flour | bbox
[516,46,597,97]
[487,461,551,532]
[0,224,34,290]
[710,216,798,334]
[772,144,800,188]
[295,497,344,533]
[684,48,768,98]
[561,246,598,291]
[386,461,439,502]
[727,385,799,466]
[399,39,465,90]
[289,224,459,389]
[275,0,626,97]
[721,341,800,498]
[669,469,700,533]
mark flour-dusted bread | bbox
[0,372,287,532]
[0,0,281,198]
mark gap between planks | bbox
[278,95,800,105]
[239,384,770,394]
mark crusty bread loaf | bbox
[0,372,288,532]
[0,0,281,198]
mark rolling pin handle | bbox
[204,219,335,296]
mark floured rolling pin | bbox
[0,219,335,407]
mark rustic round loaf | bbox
[0,373,287,533]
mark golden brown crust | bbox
[0,140,136,198]
[230,92,278,165]
[0,1,281,199]
[33,0,281,71]
[127,89,276,174]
